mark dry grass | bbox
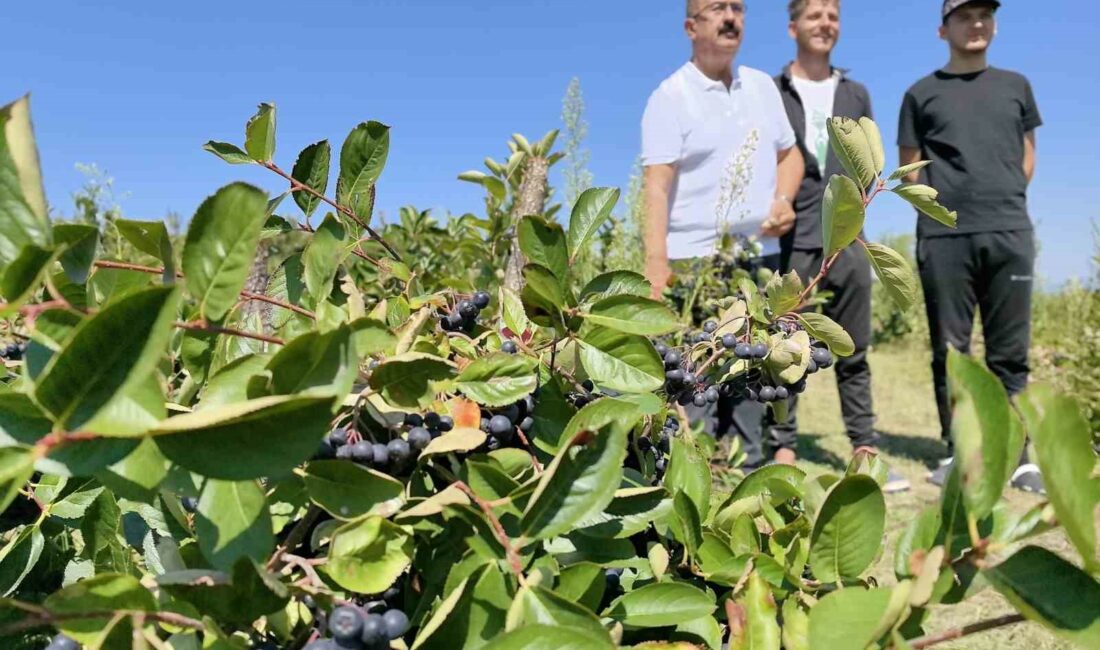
[787,345,1075,649]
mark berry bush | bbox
[0,97,1096,649]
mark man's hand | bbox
[647,258,672,300]
[761,196,795,237]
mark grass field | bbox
[779,344,1075,649]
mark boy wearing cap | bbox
[898,0,1043,492]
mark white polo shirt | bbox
[641,62,796,259]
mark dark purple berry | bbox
[404,413,423,427]
[408,427,432,450]
[372,443,390,467]
[181,497,198,513]
[329,428,349,446]
[721,334,738,349]
[488,415,512,436]
[519,416,534,433]
[693,393,707,407]
[351,441,374,464]
[655,343,669,357]
[703,320,718,333]
[336,444,355,460]
[705,387,720,403]
[424,411,442,430]
[751,343,769,359]
[444,311,464,329]
[759,386,777,402]
[501,340,518,354]
[774,386,790,400]
[458,300,478,318]
[665,369,684,384]
[360,613,386,644]
[329,605,365,642]
[387,438,411,464]
[46,635,80,650]
[382,609,410,639]
[734,342,752,359]
[472,291,491,309]
[663,350,682,368]
[438,415,454,432]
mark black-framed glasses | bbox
[692,2,748,20]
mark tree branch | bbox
[0,608,205,636]
[452,481,526,586]
[904,614,1026,649]
[259,161,402,262]
[175,320,285,346]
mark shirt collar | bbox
[780,62,848,86]
[684,61,742,92]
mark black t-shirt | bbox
[897,67,1042,238]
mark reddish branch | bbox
[904,614,1026,649]
[0,608,204,636]
[452,481,526,585]
[175,320,285,346]
[93,260,315,320]
[259,161,401,262]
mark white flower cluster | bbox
[714,127,760,228]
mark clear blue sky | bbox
[3,1,1095,285]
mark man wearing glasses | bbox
[641,1,804,466]
[898,0,1043,493]
[770,0,909,492]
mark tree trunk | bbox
[504,155,550,293]
[242,245,273,333]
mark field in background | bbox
[783,345,1075,649]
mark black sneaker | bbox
[927,457,953,487]
[1010,464,1046,495]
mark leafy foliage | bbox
[0,101,1095,650]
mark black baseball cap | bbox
[942,0,1000,21]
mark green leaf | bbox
[54,223,99,285]
[809,474,885,583]
[984,546,1100,647]
[781,598,810,650]
[203,141,253,165]
[500,286,530,338]
[368,353,456,409]
[579,270,650,302]
[157,559,287,626]
[265,324,356,399]
[670,490,703,558]
[0,447,35,513]
[421,428,487,457]
[947,349,1023,520]
[580,295,680,336]
[322,516,414,594]
[0,525,43,596]
[153,395,335,480]
[115,219,175,283]
[302,213,346,305]
[44,573,156,646]
[1017,384,1100,570]
[244,103,276,162]
[893,184,957,229]
[826,117,876,188]
[808,586,899,650]
[821,175,865,257]
[858,117,885,176]
[338,121,390,217]
[728,573,780,650]
[521,264,568,323]
[554,562,606,612]
[96,437,170,501]
[862,241,918,312]
[888,160,931,181]
[291,140,330,217]
[0,95,51,269]
[0,244,56,308]
[303,460,404,520]
[484,624,614,650]
[417,563,513,650]
[197,354,268,410]
[181,182,268,321]
[577,325,664,393]
[765,270,805,316]
[665,437,711,520]
[34,286,178,431]
[194,480,273,573]
[794,312,855,358]
[894,506,941,580]
[518,216,569,282]
[521,400,637,540]
[567,187,620,261]
[455,353,538,407]
[513,585,610,639]
[604,581,715,627]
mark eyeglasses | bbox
[692,2,748,20]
